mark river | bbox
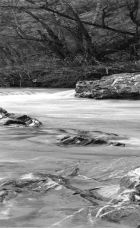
[0,88,140,228]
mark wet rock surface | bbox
[96,167,140,223]
[75,73,140,99]
[0,153,137,227]
[0,171,104,205]
[57,129,126,147]
[0,108,42,127]
[1,166,140,227]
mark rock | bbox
[68,167,80,177]
[110,142,125,147]
[0,173,59,202]
[120,168,140,190]
[0,108,9,119]
[0,172,101,205]
[96,167,140,223]
[75,73,140,99]
[0,108,42,127]
[2,167,140,226]
[57,130,126,147]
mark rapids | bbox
[0,88,140,228]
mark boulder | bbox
[96,167,140,223]
[0,108,42,127]
[75,73,140,99]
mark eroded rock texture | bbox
[75,73,140,99]
[0,108,42,127]
[57,129,125,147]
[96,167,140,223]
[0,165,140,226]
[0,172,103,205]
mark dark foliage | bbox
[0,0,140,87]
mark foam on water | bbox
[128,167,140,177]
[0,89,75,103]
[121,137,140,146]
[1,88,140,123]
[20,173,36,180]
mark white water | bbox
[0,88,140,228]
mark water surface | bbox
[0,88,140,228]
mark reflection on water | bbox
[0,88,140,227]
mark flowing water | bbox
[0,88,140,228]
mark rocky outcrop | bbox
[96,167,140,223]
[0,108,42,127]
[0,166,140,226]
[0,173,60,203]
[0,171,103,205]
[57,129,126,147]
[75,73,140,99]
[1,167,140,224]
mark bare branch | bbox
[0,4,135,36]
[126,0,140,36]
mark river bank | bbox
[1,61,140,88]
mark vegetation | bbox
[0,0,140,87]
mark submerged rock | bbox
[75,73,140,99]
[0,108,42,127]
[57,130,125,147]
[0,173,59,202]
[0,172,102,205]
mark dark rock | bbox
[68,167,79,177]
[0,108,42,127]
[109,142,125,147]
[75,73,140,99]
[0,108,9,118]
[4,119,26,126]
[0,174,59,202]
[57,130,126,147]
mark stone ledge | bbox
[75,73,140,99]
